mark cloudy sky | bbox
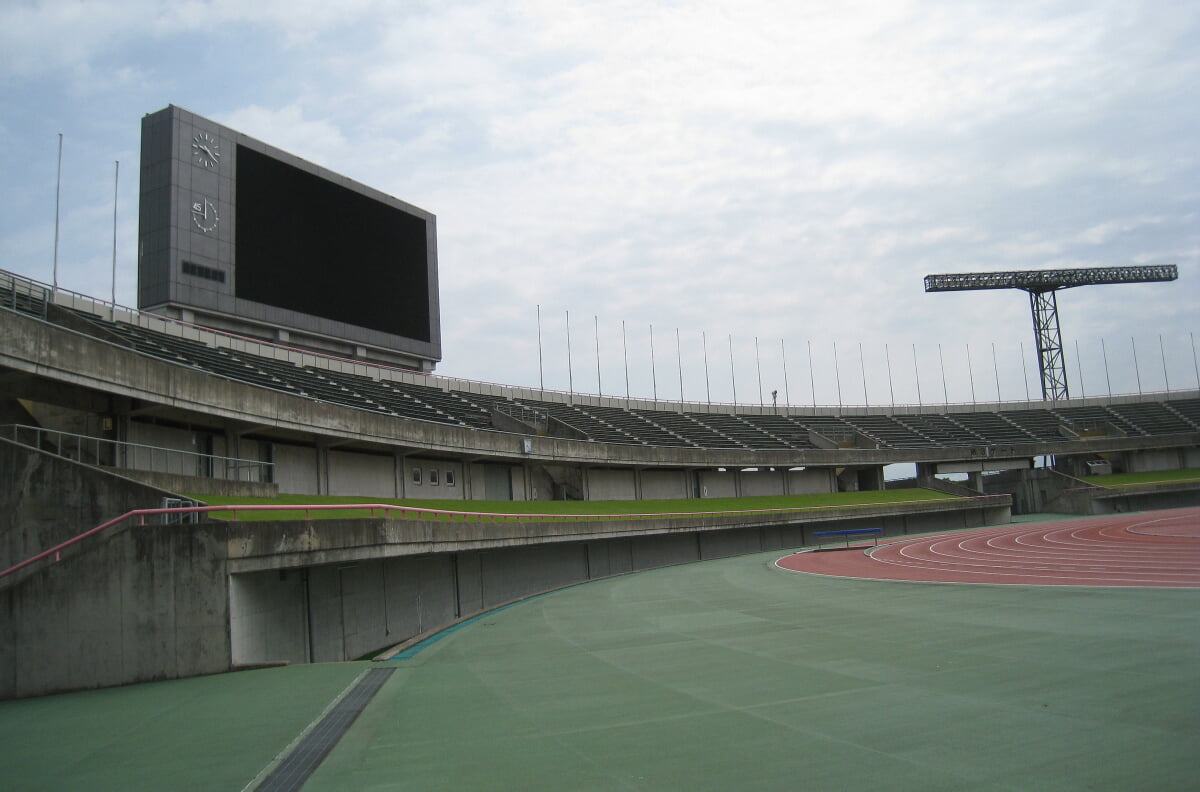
[1,0,1197,407]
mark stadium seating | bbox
[3,277,1198,452]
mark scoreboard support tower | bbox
[924,265,1178,401]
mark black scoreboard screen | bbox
[234,145,433,342]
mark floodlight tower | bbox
[924,265,1178,401]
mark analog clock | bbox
[192,131,221,169]
[191,197,219,233]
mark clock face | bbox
[191,196,219,233]
[192,131,221,169]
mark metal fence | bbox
[1,424,274,483]
[0,271,50,318]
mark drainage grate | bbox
[254,667,395,792]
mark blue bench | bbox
[811,527,883,550]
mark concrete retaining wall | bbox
[0,518,232,699]
[1,436,1013,699]
[224,499,1009,670]
[120,470,277,498]
[0,438,180,571]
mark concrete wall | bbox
[588,468,637,500]
[699,470,737,498]
[0,439,178,572]
[4,475,1010,697]
[328,450,395,498]
[0,519,231,699]
[478,544,589,608]
[1087,487,1200,514]
[788,467,836,494]
[229,568,308,665]
[510,465,528,502]
[403,458,465,499]
[641,470,690,499]
[231,554,463,666]
[0,440,234,699]
[1120,448,1193,474]
[273,442,319,495]
[125,421,226,478]
[740,469,785,497]
[119,470,277,499]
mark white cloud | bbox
[218,105,349,168]
[1075,216,1166,245]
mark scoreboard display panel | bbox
[137,105,440,370]
[234,145,432,342]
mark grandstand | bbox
[4,269,1197,474]
[2,263,1199,700]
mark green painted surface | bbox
[312,552,1200,791]
[0,663,367,792]
[3,545,1197,790]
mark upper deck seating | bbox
[944,411,1036,445]
[1054,405,1139,436]
[1165,398,1200,429]
[893,414,982,446]
[1106,401,1196,436]
[7,287,1196,453]
[996,409,1066,442]
[844,414,931,448]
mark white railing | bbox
[1,424,274,483]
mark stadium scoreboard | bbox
[137,105,440,370]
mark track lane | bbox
[776,507,1200,587]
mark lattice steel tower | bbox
[924,265,1178,401]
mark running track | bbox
[776,507,1200,587]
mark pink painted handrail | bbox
[0,495,1009,582]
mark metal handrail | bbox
[0,424,274,482]
[0,270,49,318]
[0,494,1009,583]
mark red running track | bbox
[776,507,1200,587]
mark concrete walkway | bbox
[2,540,1198,790]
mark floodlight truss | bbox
[923,265,1178,401]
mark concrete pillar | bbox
[315,440,331,496]
[222,424,250,481]
[394,452,408,499]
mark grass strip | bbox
[1080,467,1200,488]
[186,488,961,522]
